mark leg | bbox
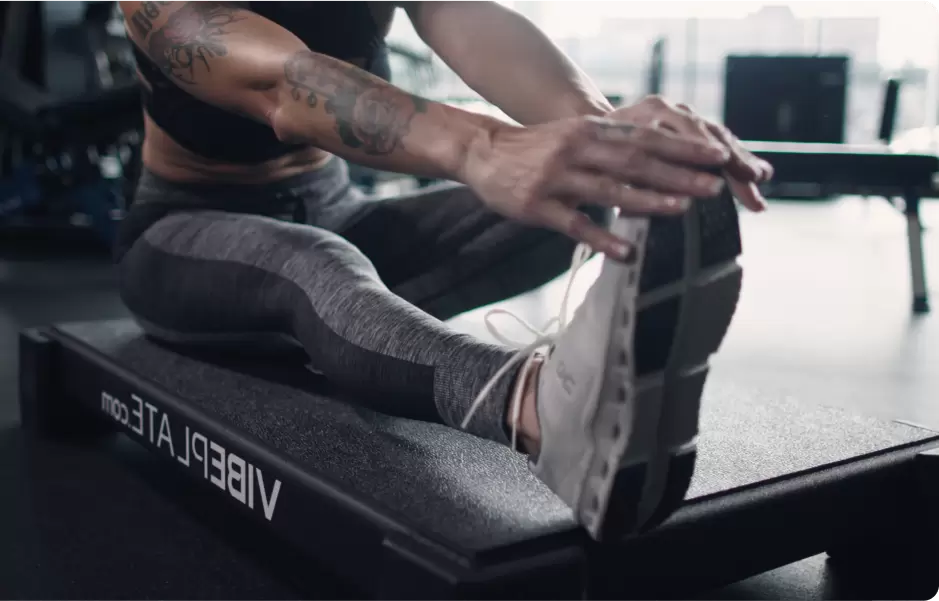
[118,210,519,445]
[336,179,745,540]
[119,167,745,543]
[341,176,745,540]
[336,181,606,320]
[904,192,930,314]
[512,190,743,541]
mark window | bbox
[387,2,939,146]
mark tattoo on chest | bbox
[283,51,428,156]
[147,2,246,84]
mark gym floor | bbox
[2,195,938,599]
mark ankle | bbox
[507,356,543,455]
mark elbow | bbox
[267,103,295,144]
[265,82,306,145]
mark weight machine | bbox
[0,1,142,247]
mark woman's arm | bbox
[403,2,614,125]
[119,1,502,180]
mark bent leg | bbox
[336,182,606,320]
[118,210,517,444]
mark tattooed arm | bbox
[118,1,501,179]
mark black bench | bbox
[19,319,939,598]
[747,141,939,314]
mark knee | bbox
[277,225,378,281]
[115,241,163,321]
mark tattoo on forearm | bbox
[129,1,171,38]
[147,2,246,85]
[283,51,428,155]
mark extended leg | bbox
[336,181,747,540]
[119,182,746,542]
[336,181,605,320]
[118,210,520,445]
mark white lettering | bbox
[247,463,255,509]
[102,392,130,426]
[209,441,226,490]
[145,402,158,443]
[156,413,174,457]
[192,432,208,479]
[227,453,246,504]
[98,394,283,522]
[256,468,282,522]
[130,394,144,436]
[177,426,191,467]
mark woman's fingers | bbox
[726,177,768,212]
[552,171,690,214]
[535,199,635,261]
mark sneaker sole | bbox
[581,189,742,541]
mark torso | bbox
[134,1,396,184]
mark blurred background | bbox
[3,1,939,217]
[387,1,939,148]
[2,3,939,599]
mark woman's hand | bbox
[461,115,733,260]
[609,95,774,212]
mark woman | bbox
[116,0,772,540]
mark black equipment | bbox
[878,78,902,144]
[724,55,849,144]
[0,2,45,85]
[748,141,938,314]
[19,320,939,598]
[0,1,142,246]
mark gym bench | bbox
[748,141,939,314]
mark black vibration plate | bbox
[19,320,939,598]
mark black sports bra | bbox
[131,2,390,164]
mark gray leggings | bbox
[115,158,597,445]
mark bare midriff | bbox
[140,111,334,185]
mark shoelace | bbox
[460,241,595,450]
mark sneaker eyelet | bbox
[590,495,600,512]
[618,386,627,403]
[612,423,622,439]
[619,349,629,365]
[600,460,610,478]
[622,308,631,326]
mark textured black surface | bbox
[57,319,573,552]
[635,297,681,376]
[640,212,687,292]
[698,190,744,269]
[642,449,697,532]
[55,319,935,553]
[638,188,742,295]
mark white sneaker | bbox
[465,188,743,542]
